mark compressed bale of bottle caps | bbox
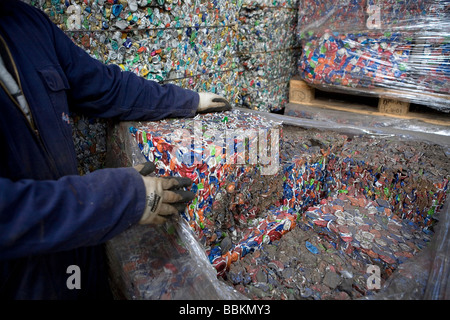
[240,50,300,112]
[299,31,414,89]
[297,0,450,110]
[33,0,240,31]
[238,1,300,112]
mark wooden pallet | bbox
[289,77,450,126]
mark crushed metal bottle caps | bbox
[69,113,108,175]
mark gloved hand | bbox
[197,92,232,114]
[134,162,195,225]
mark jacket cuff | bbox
[123,167,147,225]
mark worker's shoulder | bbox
[0,0,56,35]
[0,0,50,22]
[1,0,33,13]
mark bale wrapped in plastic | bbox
[106,109,449,300]
[297,0,450,111]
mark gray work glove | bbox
[197,92,232,114]
[134,162,195,225]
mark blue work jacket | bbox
[0,0,199,299]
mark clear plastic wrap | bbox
[297,0,450,111]
[106,218,247,299]
[284,103,450,138]
[366,199,449,299]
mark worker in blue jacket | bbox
[0,0,231,299]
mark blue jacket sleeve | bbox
[0,167,146,260]
[46,11,199,121]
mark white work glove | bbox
[197,92,232,114]
[134,162,195,225]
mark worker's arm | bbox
[43,8,230,120]
[56,28,198,121]
[0,164,195,260]
[0,167,146,260]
